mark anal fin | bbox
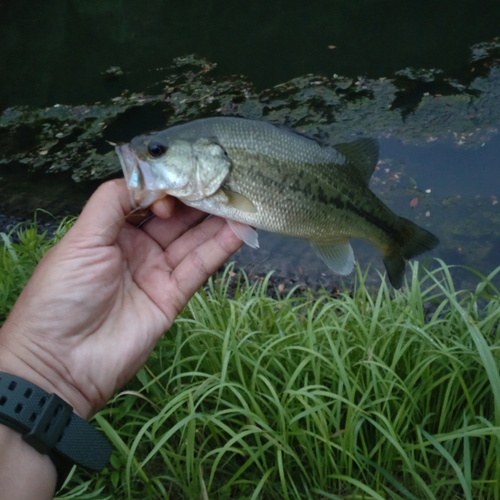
[310,239,355,275]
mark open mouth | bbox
[115,144,165,208]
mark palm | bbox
[0,181,242,418]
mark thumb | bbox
[68,179,133,247]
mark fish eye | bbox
[147,141,167,158]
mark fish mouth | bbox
[115,144,165,208]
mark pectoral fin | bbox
[310,239,355,275]
[222,187,257,213]
[227,219,260,248]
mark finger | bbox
[162,214,230,268]
[126,208,154,227]
[150,196,176,219]
[68,179,133,247]
[166,221,243,316]
[140,201,208,250]
[117,215,236,293]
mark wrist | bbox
[0,322,92,420]
[0,370,112,492]
[0,423,58,499]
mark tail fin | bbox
[382,218,439,288]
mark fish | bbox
[115,117,439,288]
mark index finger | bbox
[163,220,243,318]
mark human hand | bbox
[0,179,243,419]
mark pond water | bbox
[2,0,499,108]
[1,0,500,290]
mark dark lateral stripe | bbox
[260,165,403,245]
[314,184,402,243]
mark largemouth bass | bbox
[116,117,439,288]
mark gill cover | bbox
[148,137,232,202]
[190,138,232,200]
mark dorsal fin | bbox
[334,138,379,185]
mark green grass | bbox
[1,221,500,499]
[0,216,73,322]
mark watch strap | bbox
[0,371,112,484]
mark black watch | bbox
[0,371,112,491]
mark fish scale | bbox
[116,116,439,288]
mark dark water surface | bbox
[2,0,500,108]
[1,0,500,290]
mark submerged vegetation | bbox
[1,221,500,499]
[1,39,500,219]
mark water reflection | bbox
[382,136,500,198]
[1,0,500,108]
